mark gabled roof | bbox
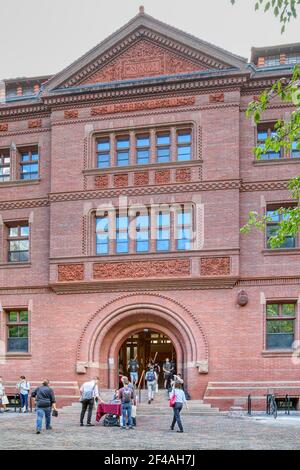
[43,9,248,93]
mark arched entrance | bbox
[118,328,177,388]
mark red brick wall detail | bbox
[95,175,109,189]
[0,123,8,132]
[114,174,128,187]
[175,168,192,183]
[64,110,79,119]
[28,119,42,129]
[134,171,149,186]
[209,93,224,103]
[91,96,195,116]
[93,259,191,279]
[200,257,231,276]
[155,169,170,185]
[58,264,84,282]
[82,40,203,85]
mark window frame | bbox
[265,302,296,351]
[6,222,30,263]
[176,129,192,162]
[156,132,171,164]
[96,137,111,169]
[6,309,29,354]
[116,135,130,167]
[265,205,297,250]
[18,146,39,180]
[136,133,150,165]
[0,148,11,182]
[257,123,282,160]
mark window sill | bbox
[0,179,41,188]
[253,158,300,166]
[5,353,31,360]
[83,159,202,175]
[0,262,31,269]
[262,349,294,357]
[262,248,300,256]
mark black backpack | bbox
[103,414,119,427]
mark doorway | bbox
[118,329,177,388]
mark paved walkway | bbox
[1,411,300,450]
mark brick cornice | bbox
[0,104,49,121]
[0,197,49,211]
[237,276,300,286]
[240,179,289,192]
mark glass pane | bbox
[96,217,108,233]
[97,139,110,151]
[177,238,191,250]
[267,210,280,222]
[18,326,28,338]
[20,226,29,237]
[282,304,295,317]
[157,134,170,145]
[19,311,28,322]
[266,304,279,317]
[8,325,19,337]
[177,132,191,144]
[117,152,129,166]
[19,251,29,262]
[117,137,129,149]
[136,240,149,252]
[31,153,39,161]
[137,136,150,147]
[8,312,18,322]
[137,150,149,164]
[21,153,30,162]
[177,211,191,225]
[116,242,128,253]
[9,227,19,237]
[96,243,109,254]
[266,334,294,349]
[156,240,170,251]
[97,154,110,168]
[157,148,170,162]
[7,337,28,353]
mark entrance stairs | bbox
[60,389,222,417]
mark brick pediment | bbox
[80,39,208,85]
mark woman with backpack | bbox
[145,366,157,404]
[118,378,134,430]
[17,376,30,413]
[169,382,188,433]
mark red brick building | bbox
[1,9,300,410]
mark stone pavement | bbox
[1,410,300,450]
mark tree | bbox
[232,0,300,248]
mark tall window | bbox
[176,207,192,250]
[177,130,191,161]
[0,149,10,182]
[266,208,296,249]
[257,124,281,160]
[266,303,296,350]
[20,148,39,180]
[156,133,170,163]
[285,54,300,65]
[116,212,129,253]
[136,211,149,252]
[156,211,170,251]
[117,136,130,166]
[7,310,29,353]
[96,213,109,254]
[7,224,30,262]
[264,56,280,67]
[136,134,150,165]
[97,138,110,168]
[291,136,300,158]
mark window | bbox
[266,303,296,350]
[266,208,296,249]
[7,224,30,262]
[264,56,280,67]
[156,133,170,163]
[136,134,150,165]
[7,310,29,353]
[291,137,300,158]
[0,149,10,182]
[286,54,300,65]
[177,130,191,161]
[136,211,149,252]
[156,211,170,251]
[97,138,110,168]
[257,124,281,160]
[116,212,129,253]
[176,206,192,250]
[116,136,130,166]
[20,148,39,180]
[96,213,109,254]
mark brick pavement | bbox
[1,411,300,450]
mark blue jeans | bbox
[20,393,29,411]
[121,402,132,428]
[171,403,183,431]
[130,372,138,384]
[36,407,52,431]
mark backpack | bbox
[146,371,155,382]
[121,387,132,403]
[103,414,119,427]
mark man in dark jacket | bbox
[31,380,57,434]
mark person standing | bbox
[0,377,9,412]
[145,366,157,404]
[169,383,188,433]
[153,362,161,392]
[163,358,172,390]
[17,376,30,413]
[127,357,139,386]
[118,377,134,430]
[31,380,57,434]
[79,377,101,427]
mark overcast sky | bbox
[0,0,299,80]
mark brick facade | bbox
[0,11,299,410]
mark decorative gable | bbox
[80,39,209,85]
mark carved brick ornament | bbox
[58,264,84,282]
[200,257,230,276]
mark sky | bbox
[0,0,299,80]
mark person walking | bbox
[118,377,134,430]
[163,358,172,390]
[17,376,30,413]
[79,377,101,427]
[31,380,57,434]
[145,366,157,404]
[169,383,188,433]
[0,377,9,412]
[127,357,139,386]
